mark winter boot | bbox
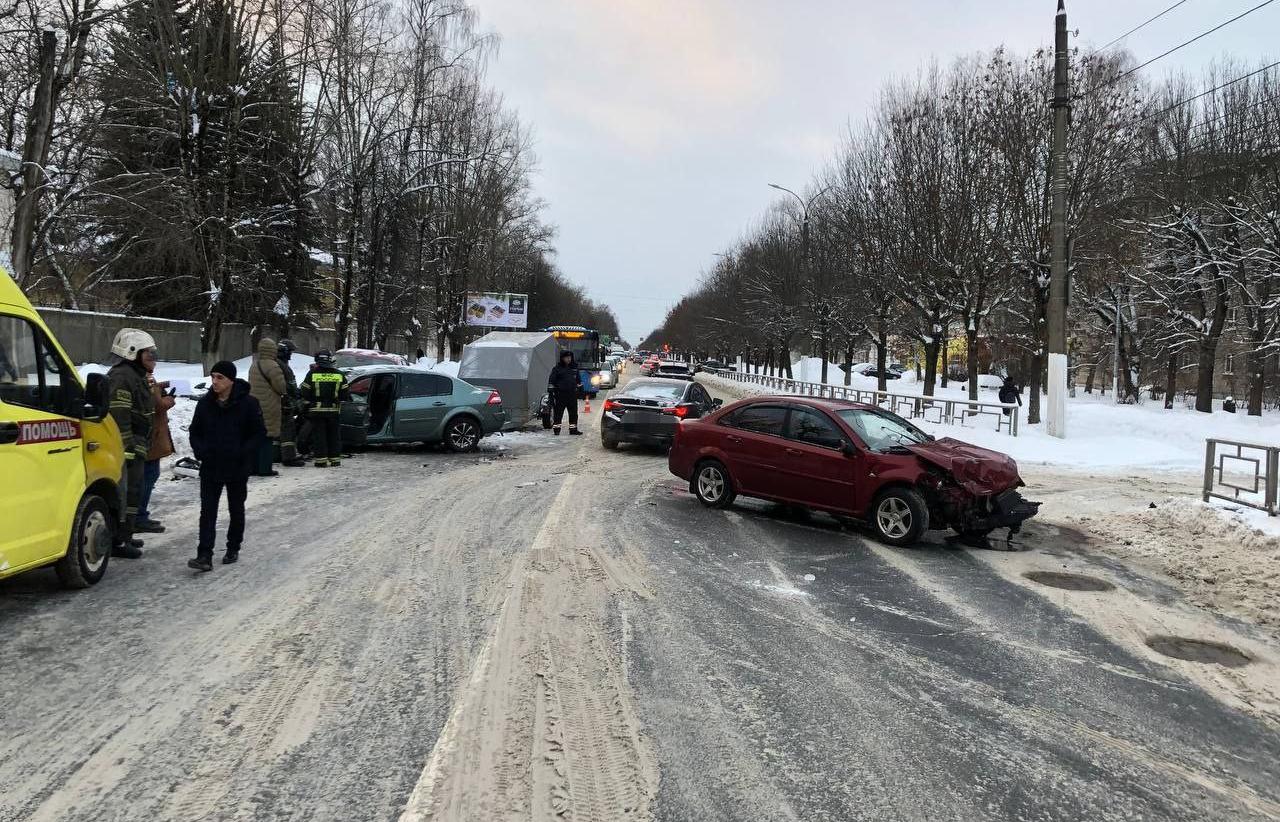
[569,427,582,436]
[112,541,143,559]
[136,519,165,533]
[188,554,213,572]
[283,459,307,468]
[553,426,562,436]
[222,550,239,565]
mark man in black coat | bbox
[187,361,266,572]
[547,350,582,435]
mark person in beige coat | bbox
[248,337,286,476]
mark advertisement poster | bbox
[463,292,528,329]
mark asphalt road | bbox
[1,371,1278,822]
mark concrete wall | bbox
[34,306,348,365]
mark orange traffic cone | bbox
[583,395,593,414]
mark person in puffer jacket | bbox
[248,337,286,476]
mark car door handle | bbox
[785,447,801,455]
[432,401,447,407]
[727,435,742,444]
[0,422,18,444]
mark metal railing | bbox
[1203,438,1279,516]
[705,368,1019,436]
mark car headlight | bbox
[591,375,602,385]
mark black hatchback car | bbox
[601,378,721,450]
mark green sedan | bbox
[338,365,507,452]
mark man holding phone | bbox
[136,354,177,533]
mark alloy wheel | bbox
[450,421,479,451]
[876,497,912,539]
[698,466,725,503]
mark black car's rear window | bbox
[620,381,685,400]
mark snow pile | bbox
[1065,497,1280,630]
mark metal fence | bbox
[1202,438,1279,516]
[707,368,1020,436]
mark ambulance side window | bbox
[0,316,79,416]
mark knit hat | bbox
[211,360,237,380]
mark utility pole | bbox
[1047,0,1071,438]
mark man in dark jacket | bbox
[998,379,1022,417]
[547,350,582,435]
[187,361,266,572]
[299,349,349,466]
[107,327,158,557]
[275,339,306,467]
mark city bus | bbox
[545,325,603,397]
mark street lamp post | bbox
[769,182,833,383]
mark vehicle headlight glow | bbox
[591,375,602,385]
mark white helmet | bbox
[111,327,157,360]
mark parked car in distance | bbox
[640,356,662,376]
[602,378,721,450]
[699,359,727,371]
[667,396,1038,546]
[334,348,409,370]
[655,362,694,381]
[340,365,506,452]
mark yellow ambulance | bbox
[0,265,124,587]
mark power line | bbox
[1107,0,1277,88]
[1117,59,1280,130]
[1088,0,1195,57]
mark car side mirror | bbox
[712,398,723,408]
[840,439,857,457]
[82,372,110,420]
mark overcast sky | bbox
[467,0,1278,345]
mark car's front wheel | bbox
[869,487,929,547]
[55,494,112,588]
[693,460,736,509]
[601,434,619,450]
[444,417,481,453]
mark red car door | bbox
[716,403,790,497]
[778,405,859,514]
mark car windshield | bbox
[836,408,930,451]
[620,381,685,400]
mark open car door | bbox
[339,375,371,447]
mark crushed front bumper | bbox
[972,489,1041,532]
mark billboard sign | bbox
[463,292,528,329]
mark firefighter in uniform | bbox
[275,339,305,467]
[107,328,157,558]
[299,349,349,466]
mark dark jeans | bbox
[311,413,341,463]
[552,392,578,428]
[118,456,144,543]
[198,474,248,556]
[137,459,161,521]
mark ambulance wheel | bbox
[55,494,112,588]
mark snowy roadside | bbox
[699,370,1280,635]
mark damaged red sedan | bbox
[667,396,1039,546]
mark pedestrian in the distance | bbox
[187,361,265,572]
[414,347,425,363]
[299,349,349,466]
[998,378,1022,417]
[136,364,177,534]
[248,336,285,477]
[275,338,306,467]
[108,327,158,557]
[547,350,582,435]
